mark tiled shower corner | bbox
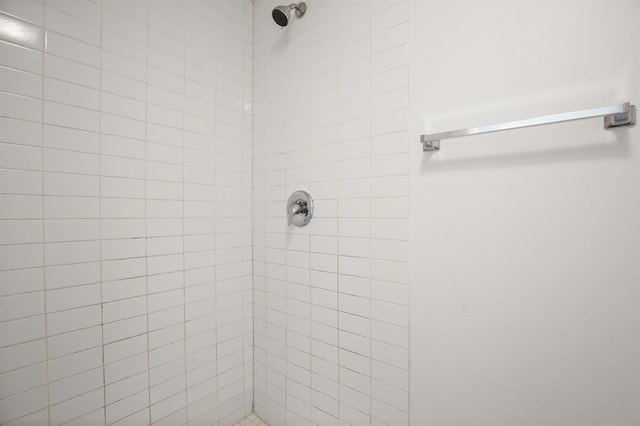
[233,412,268,426]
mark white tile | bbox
[371,22,408,55]
[102,258,146,283]
[64,408,105,426]
[372,86,408,116]
[103,335,147,365]
[148,66,184,94]
[371,398,407,425]
[44,240,99,265]
[0,315,45,348]
[339,401,369,425]
[0,339,46,374]
[3,408,48,425]
[0,117,42,147]
[148,46,184,78]
[339,383,369,414]
[101,56,146,89]
[48,367,103,405]
[106,398,150,426]
[43,125,99,153]
[0,92,42,122]
[371,108,408,136]
[0,291,44,322]
[45,261,100,290]
[0,219,42,244]
[43,101,99,132]
[338,311,370,337]
[106,389,149,424]
[44,149,98,175]
[102,277,146,303]
[371,238,408,262]
[44,219,99,242]
[105,361,147,392]
[0,66,42,98]
[44,195,98,219]
[45,6,100,46]
[371,153,408,178]
[102,9,146,43]
[45,31,100,67]
[0,142,41,170]
[101,92,146,121]
[0,385,47,424]
[371,280,408,306]
[46,283,100,312]
[44,172,98,197]
[0,244,43,270]
[101,198,145,219]
[46,305,101,336]
[101,238,145,261]
[103,297,147,324]
[103,315,147,344]
[0,0,43,25]
[46,0,100,25]
[372,66,408,98]
[44,77,99,110]
[371,1,408,34]
[100,113,145,140]
[371,340,407,370]
[101,135,145,160]
[48,346,102,382]
[0,169,40,195]
[0,362,47,399]
[0,267,43,298]
[44,54,99,89]
[49,387,104,424]
[0,40,41,74]
[103,0,147,26]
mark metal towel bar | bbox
[420,102,636,151]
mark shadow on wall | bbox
[420,128,633,174]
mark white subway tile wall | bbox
[0,0,253,424]
[252,0,410,424]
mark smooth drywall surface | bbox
[253,0,411,424]
[410,0,640,424]
[0,1,253,424]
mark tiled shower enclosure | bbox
[0,0,253,424]
[4,0,638,425]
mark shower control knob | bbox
[287,190,314,227]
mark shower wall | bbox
[0,0,253,424]
[252,0,410,424]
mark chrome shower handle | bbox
[287,190,314,226]
[288,199,306,224]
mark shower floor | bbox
[233,412,267,426]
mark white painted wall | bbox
[410,1,640,424]
[0,1,253,424]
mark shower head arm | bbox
[288,2,306,17]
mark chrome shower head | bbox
[272,2,306,27]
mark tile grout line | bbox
[214,0,221,423]
[144,2,152,423]
[98,0,107,423]
[406,0,412,421]
[369,1,374,423]
[41,1,51,424]
[250,0,256,417]
[181,2,188,423]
